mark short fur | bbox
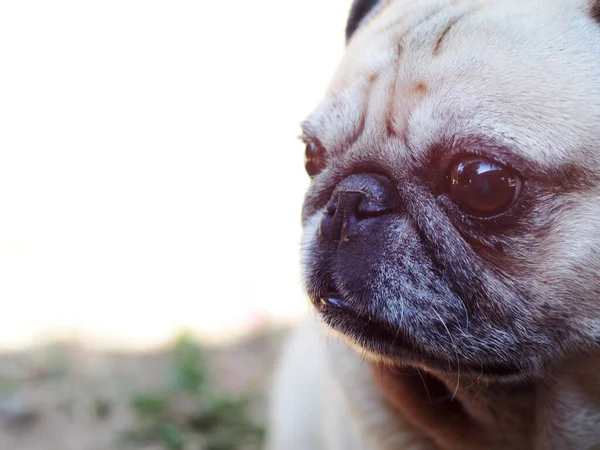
[267,1,600,449]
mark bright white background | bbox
[0,0,351,349]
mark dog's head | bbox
[301,0,600,381]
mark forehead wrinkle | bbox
[359,0,490,43]
[309,0,600,187]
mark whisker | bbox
[432,309,461,400]
[416,367,433,404]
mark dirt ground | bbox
[0,327,289,450]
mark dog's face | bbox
[301,0,600,381]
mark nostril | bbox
[356,196,394,217]
[334,173,397,217]
[327,192,393,218]
[319,173,398,244]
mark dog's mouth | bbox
[312,290,524,380]
[318,292,351,310]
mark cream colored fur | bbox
[267,0,600,448]
[267,316,438,450]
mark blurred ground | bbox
[0,326,288,450]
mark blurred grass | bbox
[123,333,264,450]
[0,325,287,449]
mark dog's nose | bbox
[319,173,397,243]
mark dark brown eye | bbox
[304,140,326,177]
[448,158,522,217]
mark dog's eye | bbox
[304,140,326,177]
[448,158,522,216]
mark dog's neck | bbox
[371,355,600,450]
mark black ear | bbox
[346,0,381,42]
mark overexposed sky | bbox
[0,0,351,349]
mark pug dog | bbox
[266,0,600,449]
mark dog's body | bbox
[268,317,436,450]
[267,1,600,448]
[269,316,600,449]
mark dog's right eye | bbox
[304,140,327,177]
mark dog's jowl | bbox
[267,1,600,449]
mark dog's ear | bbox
[346,0,381,42]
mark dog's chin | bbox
[312,293,528,384]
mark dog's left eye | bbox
[304,140,327,177]
[448,157,522,217]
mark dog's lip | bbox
[312,291,406,343]
[311,292,525,380]
[319,292,351,310]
